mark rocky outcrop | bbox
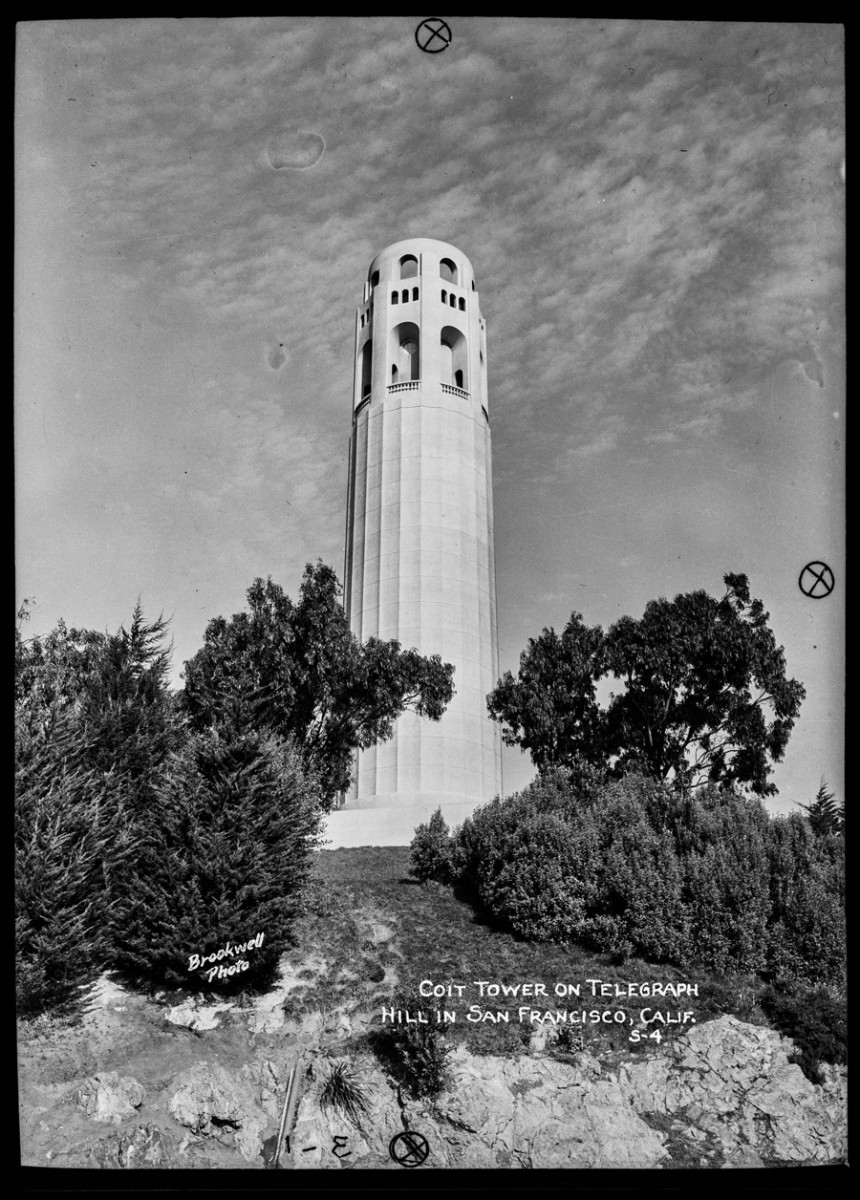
[643,1015,845,1164]
[167,1060,268,1162]
[280,1016,846,1169]
[434,1050,668,1168]
[90,1124,177,1168]
[45,1013,848,1170]
[76,1072,146,1124]
[165,1001,235,1032]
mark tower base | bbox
[320,795,484,848]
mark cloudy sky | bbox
[16,18,844,810]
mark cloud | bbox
[17,18,843,619]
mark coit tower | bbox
[338,238,502,843]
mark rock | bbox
[739,1059,846,1163]
[436,1054,517,1143]
[248,1006,286,1034]
[527,1076,667,1168]
[91,1124,176,1168]
[167,1061,269,1163]
[627,1016,847,1165]
[117,1125,176,1167]
[722,1144,766,1168]
[61,1009,844,1171]
[424,1051,667,1168]
[246,982,290,1034]
[618,1056,672,1112]
[76,1072,146,1124]
[168,1061,245,1132]
[165,1001,235,1031]
[240,1058,283,1119]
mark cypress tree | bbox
[108,729,323,994]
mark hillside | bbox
[17,846,847,1171]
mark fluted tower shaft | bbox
[342,238,502,819]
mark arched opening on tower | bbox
[400,255,418,280]
[370,270,379,287]
[390,322,420,383]
[360,339,373,398]
[440,326,468,391]
[439,258,458,285]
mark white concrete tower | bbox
[336,237,502,845]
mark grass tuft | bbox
[319,1058,370,1125]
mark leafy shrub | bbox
[677,785,773,974]
[410,809,457,883]
[583,778,691,964]
[440,772,844,989]
[474,811,597,943]
[373,988,451,1098]
[554,1023,586,1056]
[453,769,590,891]
[766,854,845,988]
[760,984,847,1084]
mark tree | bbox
[486,614,606,774]
[15,604,182,1013]
[487,574,805,797]
[181,562,455,808]
[15,603,181,791]
[797,779,844,836]
[108,729,323,993]
[16,713,121,1015]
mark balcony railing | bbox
[441,383,470,399]
[388,381,421,393]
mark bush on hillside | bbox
[410,809,458,884]
[371,987,452,1098]
[16,606,183,1016]
[413,772,845,988]
[584,780,691,965]
[15,718,119,1016]
[679,786,773,976]
[475,811,598,943]
[455,769,587,889]
[108,730,323,993]
[760,983,847,1084]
